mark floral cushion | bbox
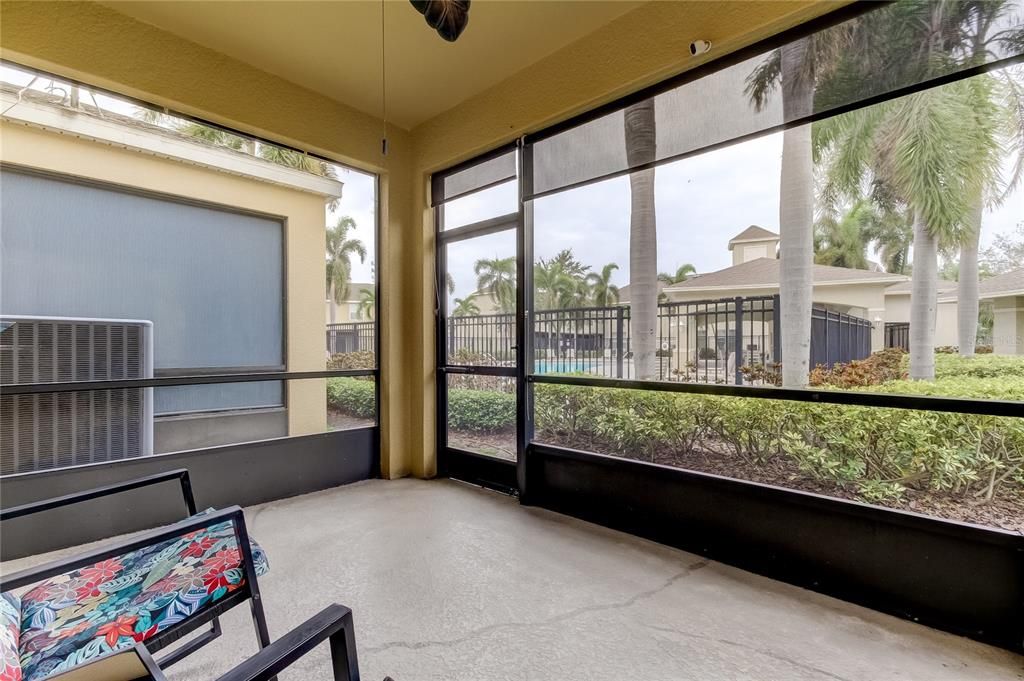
[0,593,21,681]
[16,520,268,681]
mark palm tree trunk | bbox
[328,281,338,325]
[624,99,658,380]
[629,169,658,379]
[778,40,814,388]
[909,212,937,380]
[957,194,983,357]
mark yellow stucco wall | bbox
[1,0,849,479]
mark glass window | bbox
[444,229,517,366]
[524,1,1024,528]
[441,180,518,231]
[533,383,1022,532]
[0,62,378,474]
[446,375,516,461]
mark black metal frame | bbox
[427,0,1024,652]
[520,1,1024,201]
[434,161,521,491]
[0,469,272,669]
[215,603,360,681]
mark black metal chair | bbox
[39,604,362,681]
[0,469,272,679]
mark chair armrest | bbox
[0,468,197,521]
[215,604,360,681]
[1,505,247,592]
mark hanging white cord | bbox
[380,0,388,157]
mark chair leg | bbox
[249,595,276,681]
[328,610,361,681]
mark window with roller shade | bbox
[0,60,378,472]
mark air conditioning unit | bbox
[0,316,153,476]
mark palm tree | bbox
[357,287,376,321]
[534,253,590,310]
[813,200,873,269]
[746,37,819,387]
[657,263,697,285]
[624,99,659,380]
[587,263,621,307]
[815,79,1001,379]
[326,217,367,325]
[954,65,1019,356]
[859,187,914,274]
[452,297,481,317]
[474,256,516,313]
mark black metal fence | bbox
[329,296,875,384]
[885,322,910,351]
[326,322,375,355]
[447,313,516,364]
[810,307,874,370]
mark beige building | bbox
[981,269,1024,355]
[1,84,343,450]
[883,279,959,348]
[326,282,376,324]
[663,227,906,355]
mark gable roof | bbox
[885,279,958,296]
[882,269,1024,301]
[728,225,780,249]
[663,258,905,293]
[979,268,1024,299]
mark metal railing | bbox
[885,322,910,351]
[331,296,875,384]
[811,307,873,370]
[326,322,375,355]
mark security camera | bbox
[690,40,712,56]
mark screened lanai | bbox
[1,1,1022,680]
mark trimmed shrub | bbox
[446,388,515,432]
[929,354,1024,381]
[327,351,375,370]
[326,377,375,418]
[808,348,906,388]
[533,377,1024,504]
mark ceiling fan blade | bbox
[410,0,471,43]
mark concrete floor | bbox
[7,478,1024,680]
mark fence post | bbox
[615,306,624,379]
[448,318,456,359]
[771,294,781,368]
[734,297,744,386]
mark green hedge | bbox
[533,379,1024,503]
[329,359,1024,504]
[928,354,1024,380]
[326,378,375,419]
[446,388,515,432]
[327,377,515,432]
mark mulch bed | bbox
[327,410,375,431]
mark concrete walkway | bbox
[163,478,1019,681]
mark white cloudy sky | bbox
[440,128,1021,305]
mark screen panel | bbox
[528,0,1024,199]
